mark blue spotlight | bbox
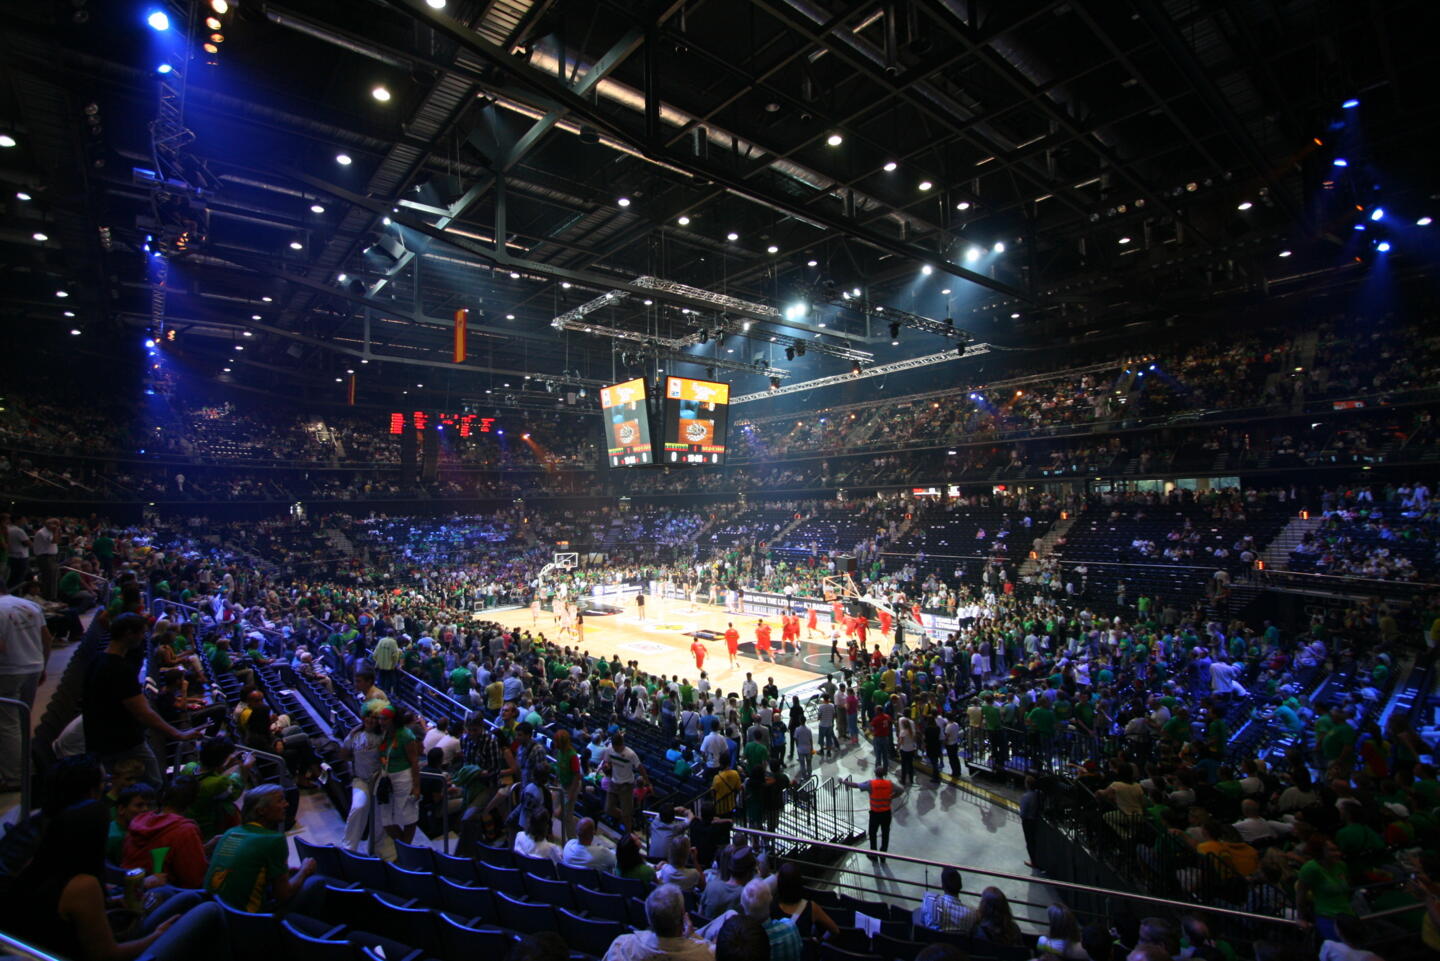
[157,63,173,75]
[1353,224,1366,231]
[1332,158,1348,167]
[1370,207,1384,221]
[1341,98,1360,109]
[1419,217,1433,227]
[1376,241,1391,252]
[146,9,170,31]
[144,338,156,348]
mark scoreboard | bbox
[388,411,497,436]
[662,376,730,465]
[600,378,654,467]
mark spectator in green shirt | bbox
[204,785,319,913]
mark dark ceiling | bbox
[2,0,1437,410]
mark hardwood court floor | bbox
[484,594,896,696]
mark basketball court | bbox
[484,591,893,696]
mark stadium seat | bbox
[522,872,577,909]
[820,944,884,961]
[439,914,515,960]
[279,918,353,961]
[480,862,528,897]
[385,861,442,905]
[437,878,497,924]
[435,850,482,884]
[557,863,601,889]
[214,897,283,961]
[574,884,629,923]
[872,933,926,961]
[475,844,516,868]
[295,837,347,881]
[558,907,627,957]
[495,890,558,933]
[514,851,559,879]
[338,848,389,890]
[394,840,437,873]
[597,871,651,900]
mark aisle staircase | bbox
[1260,513,1322,569]
[1020,514,1076,576]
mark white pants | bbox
[343,778,372,850]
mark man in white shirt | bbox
[1231,799,1291,845]
[0,582,52,791]
[31,518,60,601]
[603,884,713,961]
[3,515,31,590]
[562,817,616,873]
[701,726,730,775]
[600,731,645,833]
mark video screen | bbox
[599,378,653,467]
[662,376,730,465]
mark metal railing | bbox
[58,565,111,608]
[0,929,68,961]
[731,825,1305,931]
[1,696,33,819]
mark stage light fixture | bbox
[55,290,68,298]
[157,63,173,75]
[70,328,81,336]
[617,197,631,207]
[210,0,229,12]
[1341,98,1360,108]
[784,302,808,321]
[956,201,971,210]
[767,245,779,254]
[242,331,253,337]
[210,33,224,43]
[677,215,690,225]
[1237,201,1253,211]
[1118,236,1132,244]
[205,16,221,29]
[851,361,862,375]
[769,376,781,390]
[1278,250,1292,257]
[941,288,951,295]
[289,240,303,250]
[427,0,446,7]
[921,265,933,275]
[506,313,515,320]
[310,203,325,214]
[1370,207,1384,221]
[889,322,900,340]
[372,86,391,102]
[146,10,169,31]
[784,346,795,361]
[1419,217,1433,226]
[0,135,15,148]
[918,180,933,191]
[883,161,897,172]
[965,247,982,263]
[336,153,353,165]
[807,259,818,267]
[726,232,739,241]
[63,310,74,318]
[1376,241,1391,252]
[32,232,47,242]
[826,133,843,147]
[16,191,30,200]
[202,43,218,54]
[1332,158,1348,167]
[993,241,1006,253]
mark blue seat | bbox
[558,907,626,958]
[597,872,650,900]
[475,844,515,868]
[279,918,352,961]
[385,861,441,905]
[495,890,558,934]
[439,914,515,960]
[557,863,601,889]
[437,878,497,924]
[522,872,577,910]
[394,840,437,874]
[435,850,481,883]
[514,851,558,879]
[574,884,627,923]
[294,837,348,881]
[481,862,527,897]
[338,848,389,889]
[215,897,283,960]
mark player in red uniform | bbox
[755,620,774,662]
[692,637,707,672]
[857,615,869,646]
[724,623,740,667]
[878,609,893,636]
[831,600,844,629]
[807,606,820,639]
[781,613,799,654]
